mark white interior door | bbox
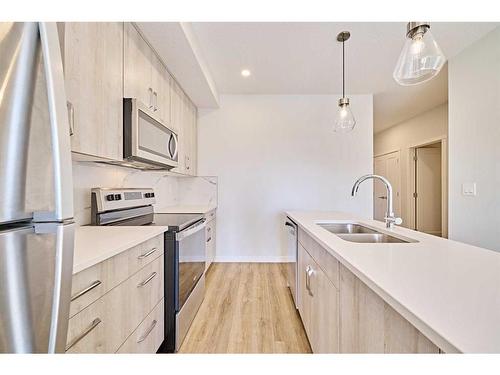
[373,151,401,222]
[415,147,442,236]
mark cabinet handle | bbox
[305,266,311,293]
[71,280,102,302]
[66,318,102,351]
[137,247,157,260]
[207,236,212,243]
[148,88,154,109]
[153,91,158,111]
[67,101,75,136]
[137,272,157,288]
[137,320,157,343]
[307,267,314,296]
[207,227,211,232]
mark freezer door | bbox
[0,23,40,224]
[0,222,74,353]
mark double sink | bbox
[317,223,417,244]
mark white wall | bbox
[374,103,448,226]
[448,27,500,252]
[198,95,373,262]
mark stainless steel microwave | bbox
[123,98,179,169]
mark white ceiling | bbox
[188,22,498,132]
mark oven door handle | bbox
[176,219,206,241]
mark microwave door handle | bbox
[169,133,179,160]
[33,23,74,223]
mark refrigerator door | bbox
[0,222,74,353]
[0,23,40,224]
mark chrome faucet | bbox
[351,174,402,229]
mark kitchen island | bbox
[286,211,500,353]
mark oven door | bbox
[176,219,206,311]
[123,98,178,169]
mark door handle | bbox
[137,272,157,288]
[137,319,157,343]
[148,88,154,109]
[67,101,75,136]
[66,318,102,351]
[71,280,102,301]
[137,247,157,260]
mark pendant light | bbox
[393,22,446,86]
[334,31,356,133]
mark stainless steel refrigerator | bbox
[0,22,74,353]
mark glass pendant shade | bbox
[333,99,356,133]
[393,27,446,86]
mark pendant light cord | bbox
[342,39,345,99]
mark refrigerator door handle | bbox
[33,23,74,223]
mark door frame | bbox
[373,149,402,221]
[408,135,448,237]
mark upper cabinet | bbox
[63,22,197,175]
[124,23,171,127]
[171,79,198,176]
[64,22,124,161]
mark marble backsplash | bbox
[72,161,217,226]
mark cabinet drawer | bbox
[298,228,340,289]
[70,235,163,317]
[117,299,164,353]
[66,255,164,353]
[66,297,108,353]
[128,255,164,329]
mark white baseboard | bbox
[213,255,293,263]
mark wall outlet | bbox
[462,182,477,196]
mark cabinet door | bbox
[151,55,171,125]
[309,263,339,353]
[205,219,216,271]
[124,23,153,109]
[64,22,123,160]
[298,244,314,343]
[189,100,198,176]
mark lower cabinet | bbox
[297,229,440,354]
[339,264,439,353]
[205,212,216,271]
[298,244,339,353]
[66,237,164,353]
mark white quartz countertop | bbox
[73,226,168,274]
[155,205,217,214]
[286,210,500,353]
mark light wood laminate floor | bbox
[179,263,312,353]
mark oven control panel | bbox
[91,188,156,213]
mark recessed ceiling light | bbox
[241,69,251,77]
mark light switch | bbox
[462,182,477,196]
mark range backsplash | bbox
[72,161,217,226]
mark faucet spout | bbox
[351,174,402,229]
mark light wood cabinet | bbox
[64,22,124,161]
[339,264,439,353]
[205,215,216,271]
[298,244,339,353]
[171,79,198,176]
[70,235,162,318]
[124,23,171,125]
[117,299,164,353]
[66,237,164,354]
[296,229,440,354]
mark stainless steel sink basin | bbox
[317,223,378,234]
[336,233,412,243]
[317,222,417,243]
